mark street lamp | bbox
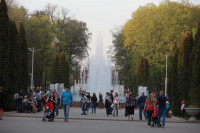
[28,47,41,90]
[160,53,168,96]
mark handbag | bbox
[111,104,114,108]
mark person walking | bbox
[0,87,5,120]
[126,92,135,120]
[105,92,112,116]
[137,91,147,120]
[81,91,87,115]
[144,94,155,126]
[60,86,73,122]
[113,92,119,117]
[157,91,167,128]
[91,93,97,114]
[181,100,185,119]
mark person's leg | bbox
[94,106,96,114]
[139,105,142,120]
[63,104,67,120]
[113,104,116,116]
[157,109,162,126]
[162,109,166,126]
[116,105,118,117]
[65,104,70,120]
[92,103,94,114]
[0,108,3,119]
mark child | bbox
[181,100,185,119]
[42,102,53,121]
[151,105,158,127]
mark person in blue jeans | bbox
[137,91,147,120]
[60,86,73,122]
[157,91,166,128]
[91,93,97,114]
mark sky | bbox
[16,0,200,59]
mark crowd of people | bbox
[0,86,184,127]
[79,89,171,128]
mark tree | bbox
[123,0,200,69]
[18,23,28,91]
[190,23,200,106]
[0,0,11,110]
[168,42,181,116]
[8,20,19,92]
[59,51,69,85]
[52,53,59,84]
[178,32,193,103]
[135,56,149,87]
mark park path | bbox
[3,107,194,123]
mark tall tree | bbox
[52,53,59,84]
[59,51,69,85]
[0,0,10,110]
[135,56,149,87]
[18,23,28,91]
[190,23,200,106]
[178,32,193,103]
[169,42,181,116]
[8,20,19,92]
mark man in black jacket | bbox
[157,91,167,128]
[137,91,147,120]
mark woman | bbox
[113,92,119,117]
[46,92,57,120]
[181,100,185,118]
[126,92,135,120]
[105,92,112,116]
[91,93,97,114]
[99,92,103,109]
[144,94,155,126]
[0,87,5,120]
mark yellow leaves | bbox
[122,0,200,69]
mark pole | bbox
[165,53,168,96]
[31,47,34,90]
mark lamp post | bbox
[28,47,41,90]
[160,53,168,96]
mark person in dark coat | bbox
[137,91,147,120]
[0,87,6,120]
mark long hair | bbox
[147,94,153,106]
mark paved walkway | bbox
[4,107,196,123]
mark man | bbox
[36,89,42,112]
[157,91,167,128]
[137,91,147,120]
[18,90,23,112]
[81,91,87,115]
[60,86,73,122]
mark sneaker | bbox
[161,125,165,128]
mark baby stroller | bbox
[151,106,158,127]
[42,102,54,122]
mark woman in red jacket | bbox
[144,94,155,126]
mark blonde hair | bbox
[147,94,153,107]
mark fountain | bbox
[71,33,125,103]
